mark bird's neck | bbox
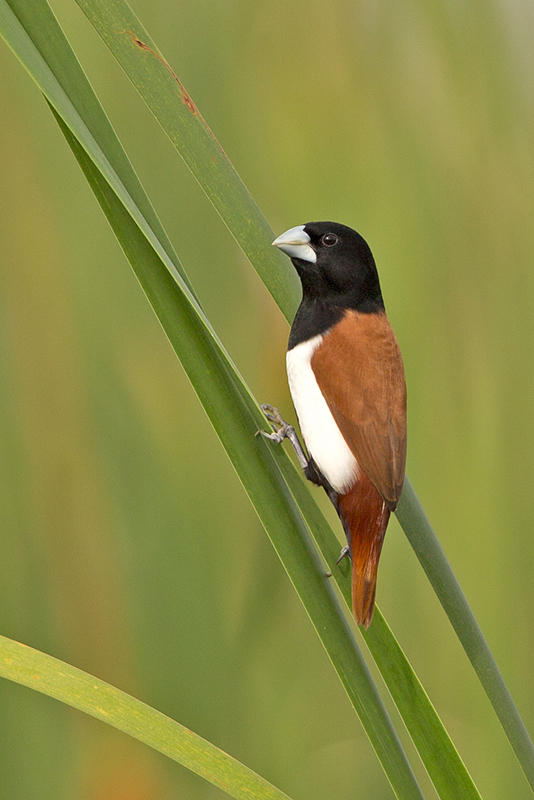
[288,290,386,350]
[288,298,344,349]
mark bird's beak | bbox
[272,225,317,264]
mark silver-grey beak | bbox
[272,224,316,264]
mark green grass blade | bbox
[0,635,292,800]
[0,5,423,798]
[396,481,534,790]
[72,0,534,787]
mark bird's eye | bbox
[321,233,338,246]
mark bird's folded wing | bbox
[310,310,407,508]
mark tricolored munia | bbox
[261,222,406,628]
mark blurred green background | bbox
[1,1,533,797]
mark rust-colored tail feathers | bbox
[337,474,391,628]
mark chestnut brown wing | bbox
[311,311,407,508]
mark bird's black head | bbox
[273,221,384,313]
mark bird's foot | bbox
[325,545,351,578]
[336,545,351,565]
[257,404,310,470]
[258,404,293,443]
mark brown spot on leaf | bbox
[182,92,196,113]
[125,30,198,115]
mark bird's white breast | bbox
[286,335,358,494]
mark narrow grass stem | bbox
[396,480,534,789]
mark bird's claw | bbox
[261,403,286,426]
[259,428,286,443]
[336,545,351,565]
[325,546,351,579]
[258,403,311,471]
[259,404,293,442]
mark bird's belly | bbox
[286,335,358,494]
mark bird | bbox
[263,221,406,628]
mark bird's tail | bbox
[337,475,391,628]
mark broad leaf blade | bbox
[0,635,292,800]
